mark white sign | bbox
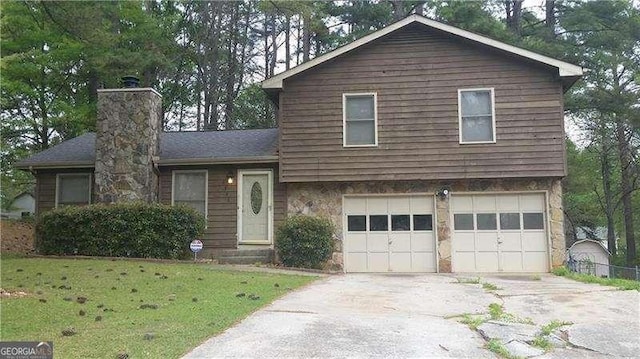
[190,239,203,253]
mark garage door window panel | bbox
[391,215,410,231]
[523,213,544,230]
[413,215,433,231]
[369,215,388,231]
[454,214,474,230]
[347,215,366,232]
[500,213,521,230]
[476,213,497,230]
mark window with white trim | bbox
[343,93,377,146]
[56,173,91,207]
[458,88,495,143]
[172,171,207,217]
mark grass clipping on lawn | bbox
[0,257,317,358]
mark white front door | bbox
[343,195,436,273]
[238,170,273,244]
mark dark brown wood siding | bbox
[279,24,566,182]
[35,169,96,215]
[159,164,285,249]
[35,165,285,250]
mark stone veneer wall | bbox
[286,178,564,272]
[94,88,162,203]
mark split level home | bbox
[17,15,583,273]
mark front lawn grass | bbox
[0,257,317,358]
[552,267,640,291]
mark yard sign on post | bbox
[190,239,203,261]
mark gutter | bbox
[15,156,280,170]
[157,156,279,166]
[15,161,95,170]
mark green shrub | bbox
[36,202,205,259]
[275,215,335,269]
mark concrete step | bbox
[205,249,274,264]
[218,256,273,265]
[212,249,274,258]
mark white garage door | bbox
[452,193,549,272]
[344,195,436,273]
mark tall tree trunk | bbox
[223,2,239,130]
[87,69,99,103]
[505,0,523,36]
[415,3,424,15]
[285,15,291,70]
[37,80,50,149]
[545,0,556,37]
[269,13,277,77]
[264,13,270,79]
[296,15,302,65]
[196,77,202,131]
[616,119,636,265]
[389,0,406,21]
[315,34,321,55]
[205,1,221,130]
[601,137,617,256]
[302,14,311,62]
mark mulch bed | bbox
[0,219,35,254]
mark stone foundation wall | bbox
[287,178,565,272]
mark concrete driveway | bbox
[183,274,639,358]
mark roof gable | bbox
[262,14,582,90]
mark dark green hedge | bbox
[275,215,335,269]
[36,203,205,259]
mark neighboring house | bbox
[567,239,611,278]
[16,15,583,273]
[1,192,35,219]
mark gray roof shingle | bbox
[16,128,279,168]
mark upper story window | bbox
[56,173,91,207]
[343,93,378,147]
[458,88,496,144]
[172,170,207,218]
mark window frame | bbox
[458,88,496,144]
[55,173,92,208]
[171,169,208,220]
[342,92,378,147]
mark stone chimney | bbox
[94,78,162,203]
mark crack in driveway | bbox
[264,309,317,314]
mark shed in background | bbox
[567,239,611,278]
